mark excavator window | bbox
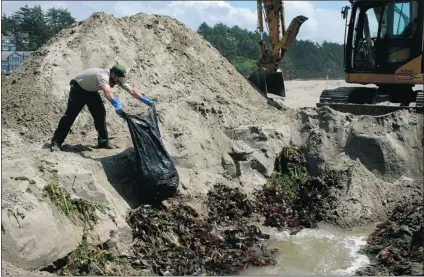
[393,3,410,35]
[379,1,416,38]
[352,6,379,71]
[348,0,420,73]
[377,1,419,64]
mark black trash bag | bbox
[123,105,179,204]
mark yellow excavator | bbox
[248,0,308,97]
[317,0,423,115]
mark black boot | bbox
[97,142,117,149]
[50,141,62,152]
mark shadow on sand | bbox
[95,147,146,209]
[95,147,174,209]
[42,142,94,153]
[67,145,153,209]
[95,147,152,209]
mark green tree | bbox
[197,22,211,37]
[197,22,345,79]
[45,7,75,35]
[1,14,17,35]
[12,5,49,50]
[3,4,76,51]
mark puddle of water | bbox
[240,223,376,276]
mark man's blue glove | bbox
[140,95,155,106]
[109,97,124,115]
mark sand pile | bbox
[2,11,284,195]
[1,11,423,274]
[1,12,274,143]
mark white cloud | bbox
[1,1,346,43]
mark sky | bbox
[1,1,349,43]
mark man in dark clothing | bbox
[50,64,154,151]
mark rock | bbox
[1,150,131,271]
[1,187,84,270]
[231,126,269,148]
[221,153,240,179]
[2,261,54,276]
[238,169,267,193]
[266,97,287,111]
[228,140,253,161]
[345,133,409,181]
[58,166,108,203]
[250,150,273,177]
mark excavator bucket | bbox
[248,68,286,97]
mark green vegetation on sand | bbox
[265,146,309,199]
[43,183,107,229]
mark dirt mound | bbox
[2,12,272,143]
[297,108,423,228]
[356,203,423,276]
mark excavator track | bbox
[416,90,424,108]
[317,87,424,116]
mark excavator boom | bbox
[248,0,308,97]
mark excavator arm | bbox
[248,0,308,96]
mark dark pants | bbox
[51,80,109,146]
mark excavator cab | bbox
[345,0,422,80]
[318,0,423,114]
